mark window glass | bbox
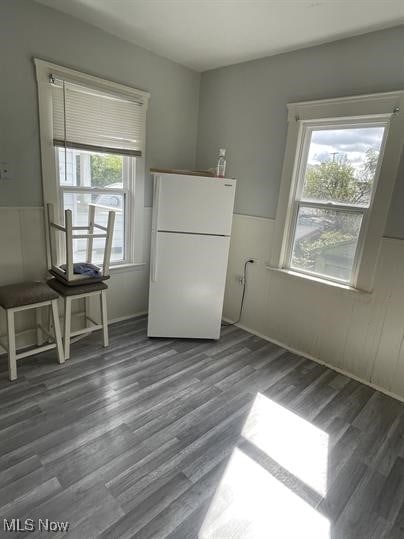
[58,148,127,264]
[301,127,385,206]
[290,207,362,282]
[57,148,124,189]
[287,123,386,284]
[63,192,124,264]
[58,149,78,186]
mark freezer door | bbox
[148,232,231,339]
[153,174,236,236]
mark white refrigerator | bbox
[147,173,236,339]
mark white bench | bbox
[0,281,64,380]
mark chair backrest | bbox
[46,203,116,283]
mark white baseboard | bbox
[0,311,149,357]
[222,317,404,404]
[5,304,400,404]
[110,311,147,324]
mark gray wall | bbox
[0,0,200,207]
[196,26,404,237]
[2,0,403,236]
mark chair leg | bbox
[6,310,17,381]
[64,297,72,360]
[100,290,109,348]
[51,300,65,365]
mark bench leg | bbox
[64,297,72,360]
[100,290,109,348]
[6,310,17,381]
[47,304,53,344]
[51,300,65,365]
[35,306,43,346]
[85,296,90,329]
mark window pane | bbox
[58,148,79,186]
[302,126,385,206]
[57,148,124,189]
[63,192,124,264]
[290,207,363,282]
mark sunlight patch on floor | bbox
[241,393,329,496]
[199,447,330,539]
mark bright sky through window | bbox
[307,127,384,176]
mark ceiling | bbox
[35,0,404,71]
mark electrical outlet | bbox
[236,274,244,285]
[0,162,13,181]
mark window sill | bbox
[265,265,372,299]
[109,262,147,274]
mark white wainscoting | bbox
[0,207,47,285]
[224,213,404,401]
[105,207,151,322]
[0,207,48,340]
[3,207,403,401]
[0,207,151,346]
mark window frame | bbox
[283,118,389,287]
[34,58,150,270]
[270,91,404,292]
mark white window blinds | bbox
[51,78,146,156]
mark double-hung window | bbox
[287,121,387,284]
[35,59,149,268]
[271,92,404,291]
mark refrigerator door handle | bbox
[152,176,161,231]
[150,176,161,282]
[151,230,158,282]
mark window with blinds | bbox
[45,70,148,266]
[51,78,146,157]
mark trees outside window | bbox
[292,149,378,278]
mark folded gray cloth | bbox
[60,263,101,277]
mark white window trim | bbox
[270,91,404,292]
[34,58,150,270]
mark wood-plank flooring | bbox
[1,316,404,538]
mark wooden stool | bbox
[0,281,64,381]
[47,278,109,360]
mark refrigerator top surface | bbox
[152,174,236,236]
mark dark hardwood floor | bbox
[1,315,404,538]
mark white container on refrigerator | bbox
[147,173,236,339]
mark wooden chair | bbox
[47,203,115,285]
[0,281,64,380]
[46,203,115,359]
